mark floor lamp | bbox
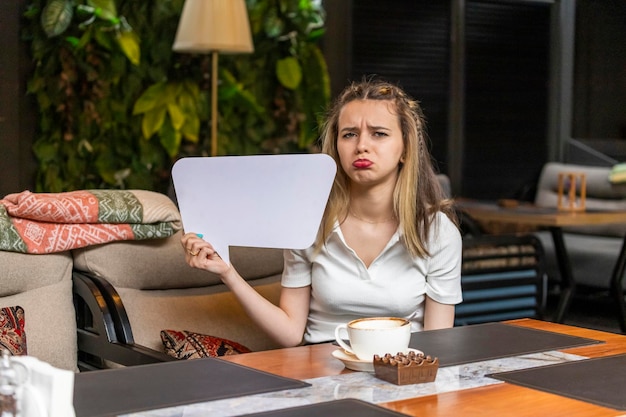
[172,0,254,156]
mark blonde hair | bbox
[316,78,457,258]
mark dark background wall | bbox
[337,0,551,198]
[462,1,550,198]
[323,0,626,199]
[2,0,626,199]
[0,0,37,197]
[573,0,626,139]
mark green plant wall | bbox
[23,0,330,193]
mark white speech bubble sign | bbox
[171,154,337,264]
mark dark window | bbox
[463,1,550,199]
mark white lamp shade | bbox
[172,0,254,54]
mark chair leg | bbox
[612,286,626,334]
[609,236,626,334]
[551,228,576,323]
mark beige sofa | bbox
[1,251,77,371]
[0,191,284,372]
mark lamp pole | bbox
[211,51,218,157]
[172,0,254,157]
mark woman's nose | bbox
[356,135,370,152]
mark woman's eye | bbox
[342,132,356,139]
[373,131,388,137]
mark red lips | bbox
[353,159,373,168]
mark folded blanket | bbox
[0,190,182,254]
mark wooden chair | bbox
[455,234,547,326]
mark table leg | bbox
[550,227,576,323]
[609,235,626,334]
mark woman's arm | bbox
[423,296,455,330]
[423,213,462,330]
[182,233,310,347]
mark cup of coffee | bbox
[334,317,411,361]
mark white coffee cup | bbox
[334,317,411,361]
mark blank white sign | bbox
[171,154,336,264]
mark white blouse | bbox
[281,212,463,344]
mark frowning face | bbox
[336,99,405,189]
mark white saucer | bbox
[331,348,423,372]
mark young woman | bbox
[181,78,462,347]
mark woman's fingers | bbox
[181,233,214,258]
[195,246,220,260]
[181,233,229,275]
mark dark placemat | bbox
[237,399,410,417]
[74,357,310,417]
[409,322,602,367]
[488,354,626,410]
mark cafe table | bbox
[455,199,626,331]
[114,319,626,417]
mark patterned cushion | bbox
[0,306,27,356]
[160,329,251,360]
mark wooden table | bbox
[455,199,626,331]
[223,319,626,417]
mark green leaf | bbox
[308,27,325,42]
[66,152,84,178]
[41,0,74,38]
[142,107,167,139]
[43,165,64,192]
[177,90,197,116]
[95,151,119,186]
[263,12,284,39]
[236,89,265,113]
[117,30,141,66]
[65,36,80,47]
[87,0,118,22]
[276,57,302,90]
[180,114,200,143]
[93,26,113,50]
[167,102,185,130]
[164,82,183,104]
[181,80,200,100]
[133,82,167,115]
[220,69,264,113]
[33,140,58,162]
[159,119,181,158]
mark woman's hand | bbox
[181,232,231,277]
